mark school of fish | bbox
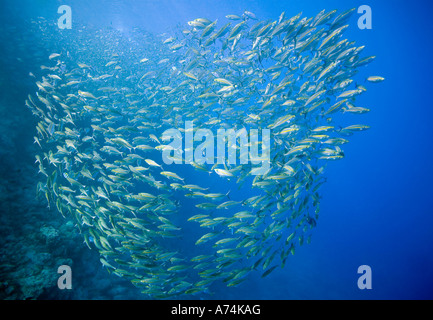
[26,8,384,298]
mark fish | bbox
[145,159,163,168]
[214,168,234,178]
[262,265,278,278]
[78,90,98,99]
[366,76,385,83]
[49,53,61,60]
[226,14,242,20]
[160,171,184,181]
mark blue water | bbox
[1,0,433,300]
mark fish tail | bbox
[226,189,231,200]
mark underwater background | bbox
[0,0,433,300]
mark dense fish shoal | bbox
[25,8,383,298]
